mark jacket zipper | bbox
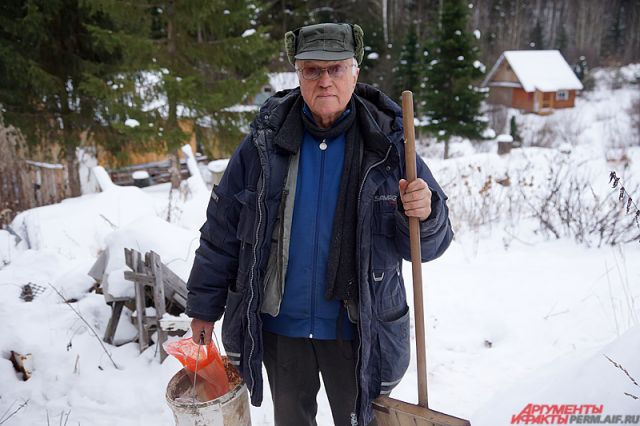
[352,144,393,424]
[309,139,327,338]
[247,131,269,396]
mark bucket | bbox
[166,369,251,426]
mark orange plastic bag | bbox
[164,337,231,402]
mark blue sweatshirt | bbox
[262,107,355,340]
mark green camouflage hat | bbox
[285,23,364,66]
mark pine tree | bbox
[422,0,486,159]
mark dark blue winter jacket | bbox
[185,83,454,425]
[262,106,355,340]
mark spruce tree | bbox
[604,4,625,60]
[135,0,277,183]
[0,1,277,193]
[0,0,149,195]
[529,20,545,49]
[394,23,424,104]
[422,0,486,159]
[556,24,568,55]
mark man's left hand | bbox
[399,178,432,222]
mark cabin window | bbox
[556,90,569,101]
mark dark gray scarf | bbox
[301,98,361,303]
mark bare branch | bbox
[604,354,640,394]
[47,283,120,370]
[0,399,29,425]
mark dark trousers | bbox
[263,331,360,426]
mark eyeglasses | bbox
[295,63,355,81]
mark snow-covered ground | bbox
[1,66,639,426]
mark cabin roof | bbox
[483,50,584,92]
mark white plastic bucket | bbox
[166,369,251,426]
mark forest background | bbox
[1,0,639,197]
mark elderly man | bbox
[186,23,453,426]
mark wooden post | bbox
[149,251,168,362]
[103,300,125,345]
[131,250,149,353]
[402,91,429,409]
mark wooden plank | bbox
[373,397,470,426]
[160,263,188,301]
[123,271,155,285]
[124,247,133,269]
[171,292,187,309]
[133,250,149,353]
[148,251,168,362]
[103,300,125,345]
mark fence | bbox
[0,125,69,227]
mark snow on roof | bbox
[268,72,299,92]
[483,50,583,92]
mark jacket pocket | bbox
[221,287,245,372]
[235,189,257,244]
[377,304,410,396]
[372,202,399,269]
[235,189,257,276]
[371,265,405,318]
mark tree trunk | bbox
[61,102,80,197]
[169,151,181,190]
[443,139,450,160]
[166,0,181,189]
[65,146,81,197]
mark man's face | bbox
[296,58,359,128]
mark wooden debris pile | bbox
[102,248,188,362]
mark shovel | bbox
[371,91,471,426]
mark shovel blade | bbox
[373,396,471,426]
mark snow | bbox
[97,216,198,300]
[0,66,639,426]
[207,159,229,173]
[241,29,256,38]
[181,144,207,195]
[124,118,140,128]
[481,127,496,139]
[367,52,380,60]
[473,59,486,73]
[267,72,298,93]
[223,104,260,113]
[131,170,149,180]
[0,230,18,267]
[483,50,584,92]
[24,160,63,169]
[8,184,160,259]
[496,134,513,142]
[474,29,481,40]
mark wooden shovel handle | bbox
[401,91,429,409]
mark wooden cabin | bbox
[482,50,583,114]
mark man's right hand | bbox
[190,318,214,345]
